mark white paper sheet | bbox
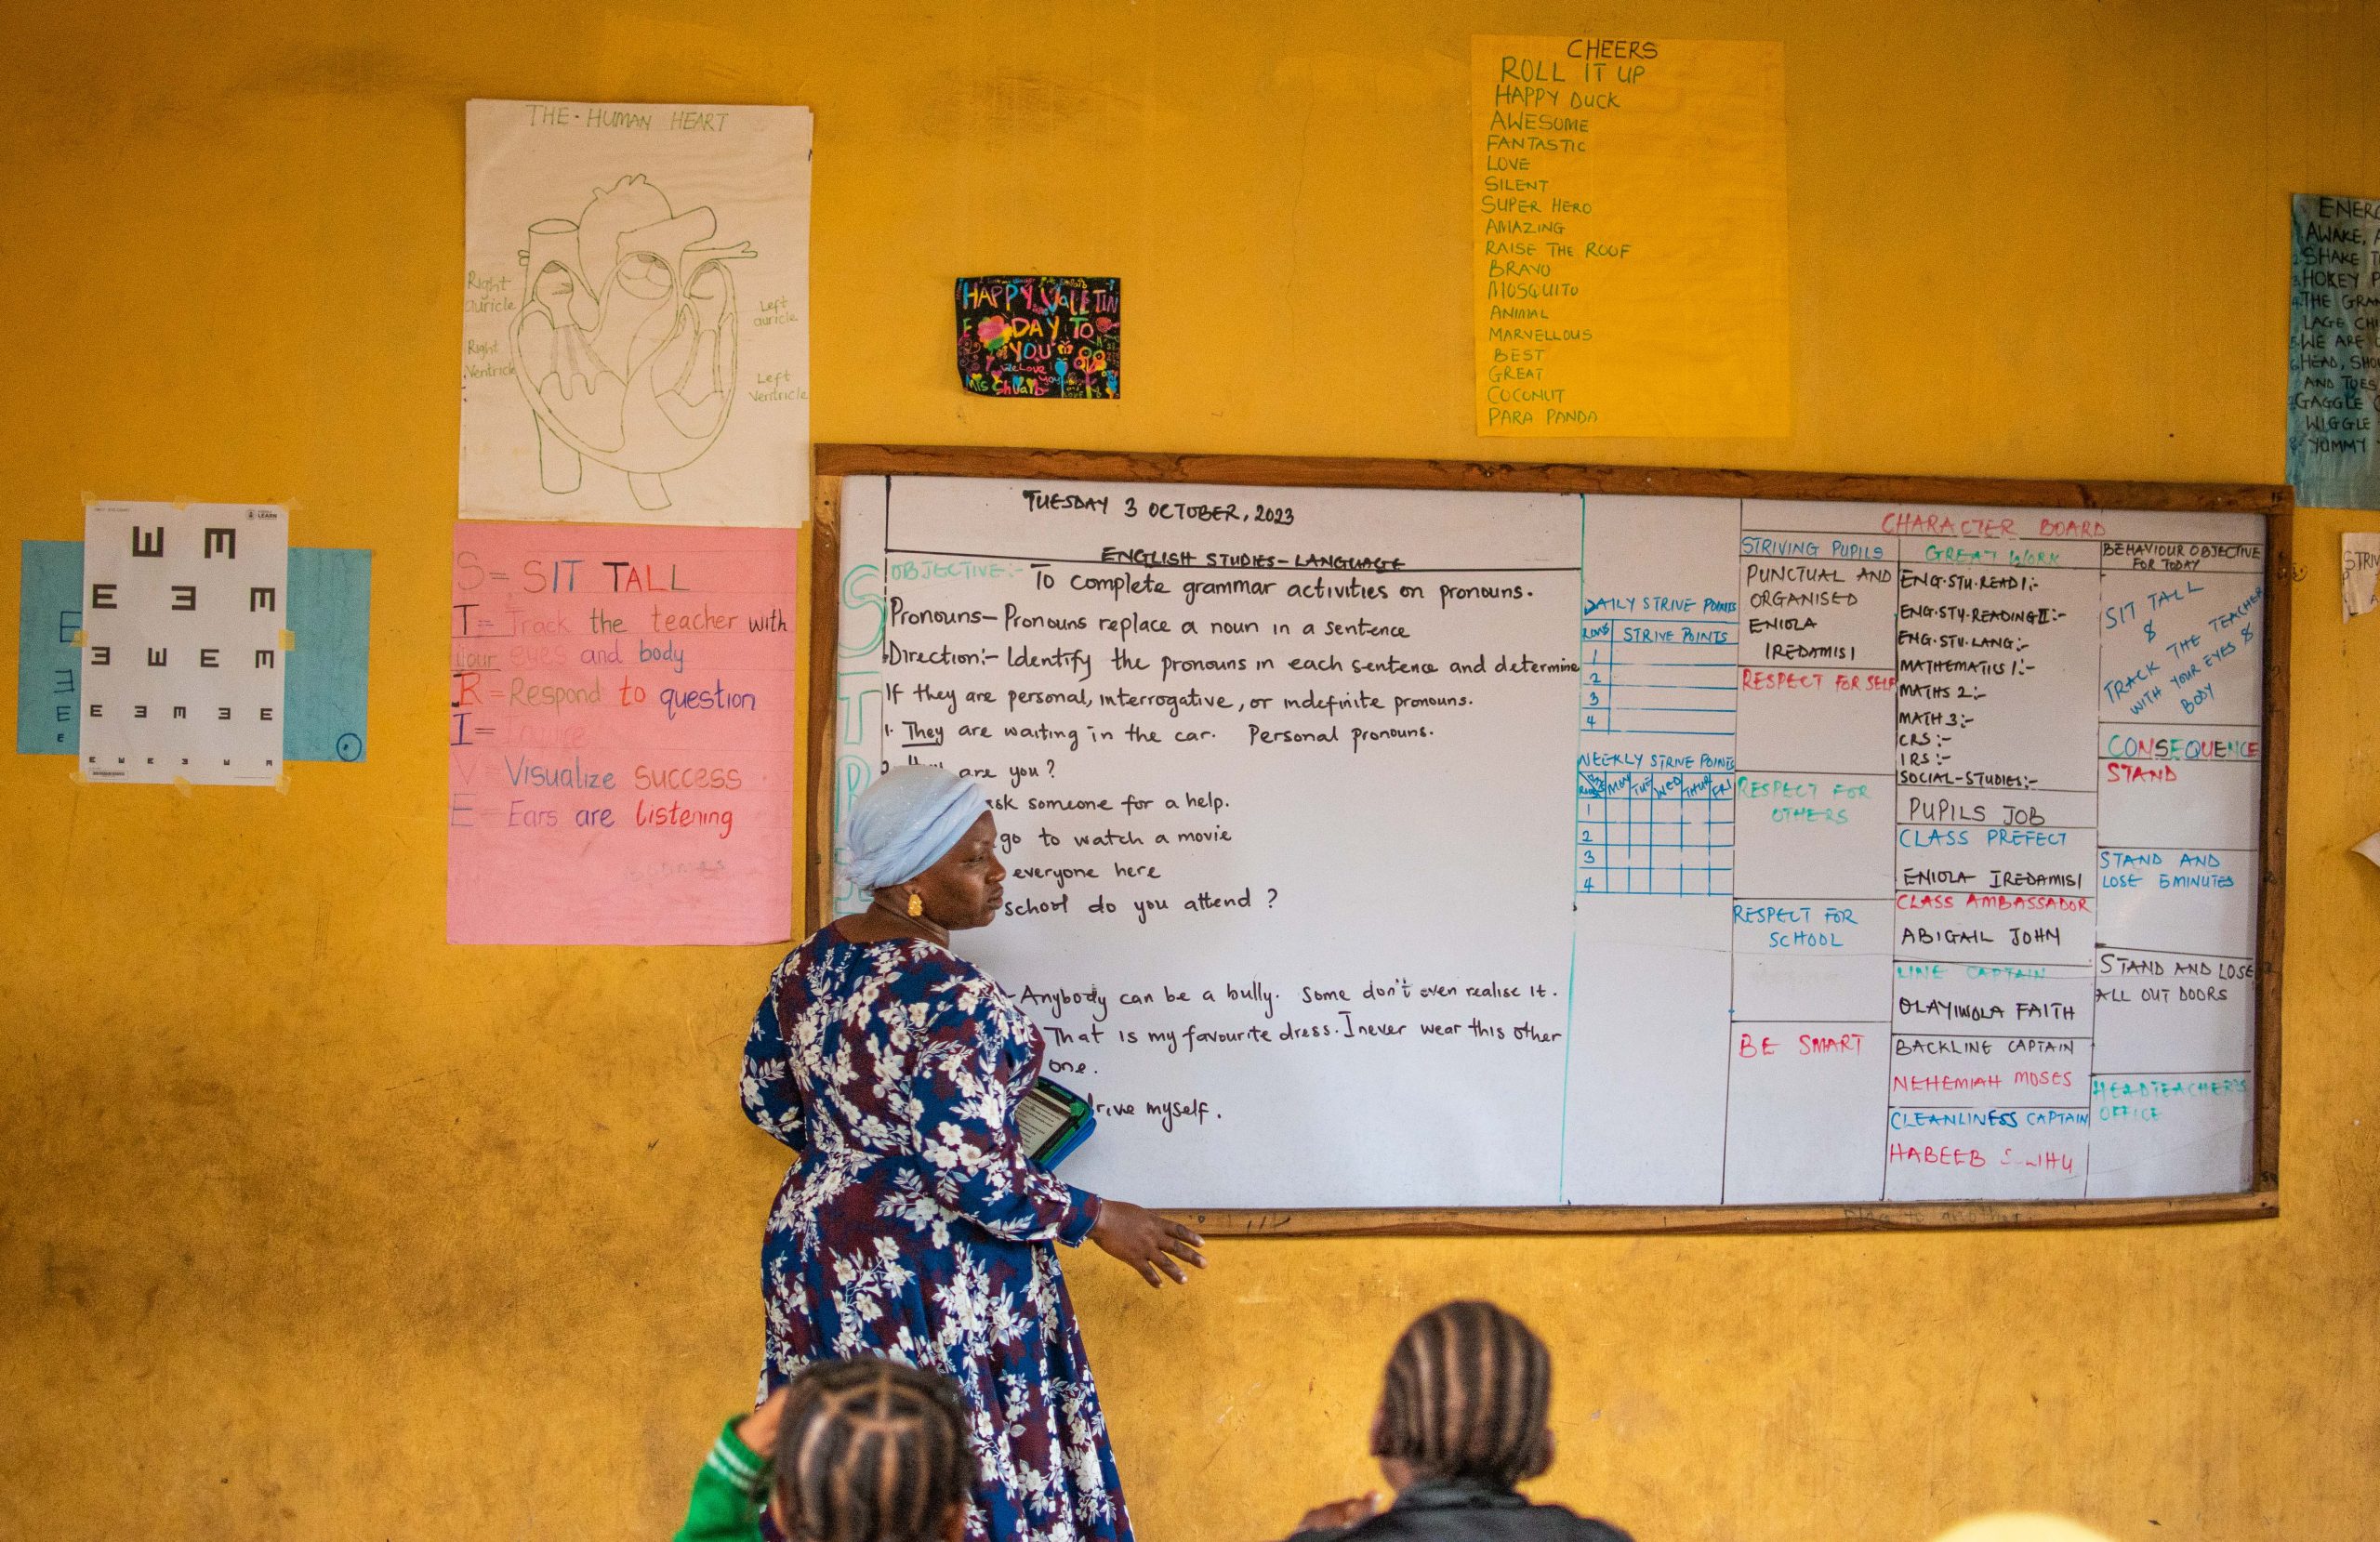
[78,501,289,784]
[460,100,812,526]
[2344,532,2380,620]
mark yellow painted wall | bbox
[4,2,2376,1537]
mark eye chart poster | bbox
[460,100,813,527]
[79,501,290,785]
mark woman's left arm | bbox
[910,985,1098,1244]
[739,970,806,1152]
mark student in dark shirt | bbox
[1281,1300,1634,1542]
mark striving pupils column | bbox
[1886,531,2102,1200]
[1724,515,1897,1201]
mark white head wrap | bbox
[844,766,990,891]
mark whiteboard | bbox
[824,468,2274,1213]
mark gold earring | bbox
[906,892,924,918]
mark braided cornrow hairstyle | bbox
[773,1358,977,1542]
[1369,1300,1554,1488]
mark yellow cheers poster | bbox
[1473,36,1789,437]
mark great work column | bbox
[1723,503,1897,1202]
[1886,521,2101,1199]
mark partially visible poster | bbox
[956,276,1121,397]
[2290,194,2380,510]
[16,541,83,756]
[1470,36,1789,438]
[446,521,799,944]
[460,100,813,526]
[78,501,289,784]
[2346,532,2380,621]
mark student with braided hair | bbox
[1282,1301,1634,1542]
[673,1355,977,1542]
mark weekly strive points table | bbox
[826,471,2270,1212]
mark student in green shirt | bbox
[674,1357,975,1542]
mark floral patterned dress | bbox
[741,926,1131,1542]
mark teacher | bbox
[741,765,1205,1542]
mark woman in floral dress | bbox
[742,767,1205,1542]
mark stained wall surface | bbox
[3,3,2377,1538]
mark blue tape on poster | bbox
[285,548,374,762]
[15,542,82,755]
[16,541,372,760]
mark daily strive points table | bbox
[817,457,2281,1224]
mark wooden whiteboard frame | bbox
[806,444,2292,1236]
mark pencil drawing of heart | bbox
[510,175,756,510]
[977,316,1012,350]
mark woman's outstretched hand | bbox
[1089,1199,1206,1287]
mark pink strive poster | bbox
[447,522,798,944]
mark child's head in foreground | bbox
[772,1358,977,1542]
[1369,1299,1555,1491]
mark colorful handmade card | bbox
[957,276,1120,398]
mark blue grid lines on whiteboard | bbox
[1576,597,1739,897]
[1576,768,1736,896]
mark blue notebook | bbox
[1019,1076,1097,1170]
